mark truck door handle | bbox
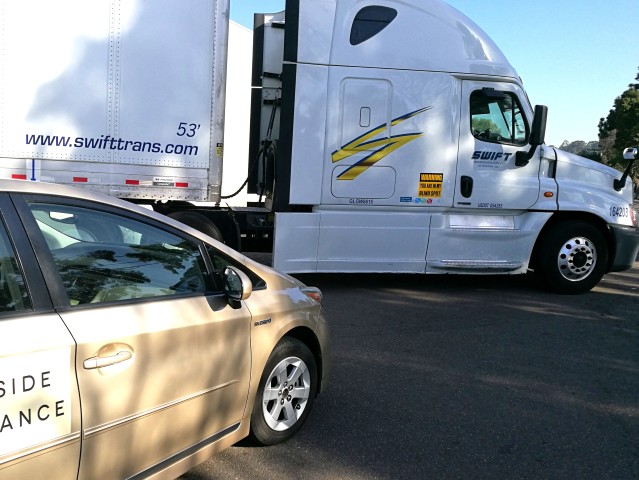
[460,176,473,198]
[84,347,134,370]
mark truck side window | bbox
[470,90,528,146]
[350,6,397,45]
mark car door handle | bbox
[83,349,133,370]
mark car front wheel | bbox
[249,337,318,446]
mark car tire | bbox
[249,337,318,446]
[536,220,608,294]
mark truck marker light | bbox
[73,177,88,183]
[126,179,140,185]
[629,206,637,227]
[11,174,27,181]
[176,182,188,188]
[544,192,554,198]
[332,107,432,180]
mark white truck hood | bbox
[555,148,623,180]
[549,147,635,225]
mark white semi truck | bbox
[1,0,637,294]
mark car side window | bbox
[0,219,32,314]
[470,90,528,146]
[28,203,208,306]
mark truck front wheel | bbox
[535,221,608,294]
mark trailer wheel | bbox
[535,220,607,294]
[168,211,224,243]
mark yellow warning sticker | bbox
[418,173,443,198]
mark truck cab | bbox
[250,0,639,293]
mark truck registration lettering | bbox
[609,206,629,218]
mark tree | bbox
[471,118,499,136]
[558,140,602,162]
[598,67,639,181]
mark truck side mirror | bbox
[614,147,638,191]
[530,105,548,146]
[623,147,638,161]
[516,105,548,167]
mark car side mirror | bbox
[516,105,548,167]
[223,267,253,303]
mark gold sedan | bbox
[0,180,329,480]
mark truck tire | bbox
[535,220,608,294]
[168,211,224,243]
[249,337,318,446]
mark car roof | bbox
[0,178,133,205]
[0,179,196,239]
[0,179,274,271]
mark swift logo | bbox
[331,107,432,180]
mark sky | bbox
[229,0,638,147]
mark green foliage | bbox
[471,118,499,135]
[579,150,603,162]
[598,67,639,179]
[558,140,602,162]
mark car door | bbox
[13,195,252,480]
[455,80,540,210]
[0,195,81,480]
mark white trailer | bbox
[1,0,638,293]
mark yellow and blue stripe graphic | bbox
[332,106,432,180]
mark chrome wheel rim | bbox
[557,236,597,282]
[261,356,311,431]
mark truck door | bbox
[455,81,540,210]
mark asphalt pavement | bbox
[182,253,639,480]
